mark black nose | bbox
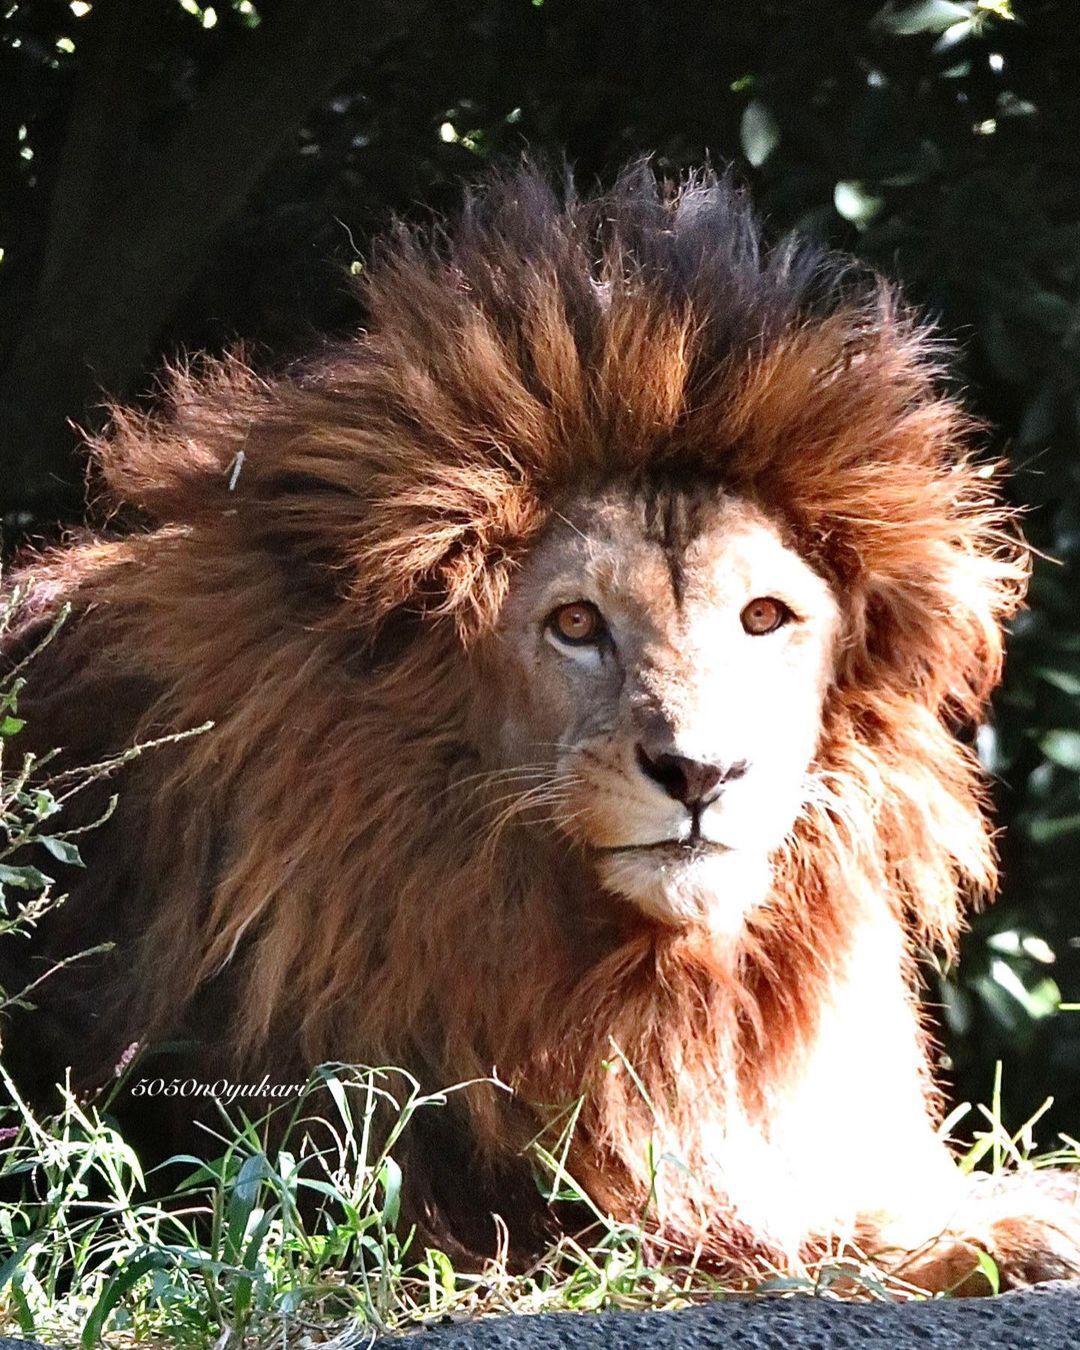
[635,745,747,808]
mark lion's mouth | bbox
[596,839,730,857]
[596,809,730,857]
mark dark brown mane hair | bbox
[2,162,1026,1266]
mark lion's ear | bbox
[88,356,533,644]
[239,435,541,645]
[844,503,1026,728]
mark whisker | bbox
[431,764,554,806]
[527,739,618,754]
[477,778,584,860]
[454,773,584,832]
[480,793,577,869]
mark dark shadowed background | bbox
[2,0,1079,1142]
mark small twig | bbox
[43,721,214,798]
[0,941,114,1016]
[0,600,73,689]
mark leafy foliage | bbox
[0,591,91,1019]
[0,588,212,1032]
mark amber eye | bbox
[740,596,790,636]
[548,601,605,645]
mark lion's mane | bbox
[3,164,1025,1265]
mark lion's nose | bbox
[634,744,747,809]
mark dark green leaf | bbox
[1041,730,1080,772]
[39,836,84,867]
[872,0,972,36]
[740,100,779,168]
[0,864,52,891]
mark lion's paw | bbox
[892,1169,1080,1295]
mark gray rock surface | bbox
[4,1284,1079,1348]
[382,1282,1080,1350]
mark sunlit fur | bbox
[7,164,1077,1286]
[490,487,841,935]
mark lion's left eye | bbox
[740,596,792,636]
[547,601,606,646]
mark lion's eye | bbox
[548,601,605,646]
[740,596,791,636]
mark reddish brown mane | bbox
[2,164,1028,1270]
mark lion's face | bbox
[487,484,841,929]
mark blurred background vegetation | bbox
[1,0,1078,1142]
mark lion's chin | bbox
[594,844,773,933]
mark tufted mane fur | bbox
[2,162,1029,1271]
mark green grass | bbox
[0,1061,736,1348]
[2,1051,1077,1349]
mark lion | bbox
[3,163,1079,1291]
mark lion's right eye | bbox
[740,596,792,636]
[547,601,606,646]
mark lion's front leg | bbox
[770,916,1080,1294]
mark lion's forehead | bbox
[540,485,835,639]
